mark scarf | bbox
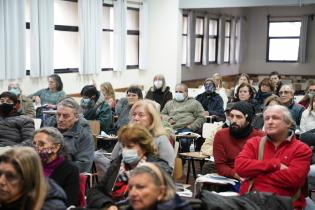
[43,156,65,177]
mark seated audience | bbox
[145,74,173,111]
[231,73,251,98]
[299,80,315,109]
[279,84,305,126]
[112,100,175,169]
[44,97,94,173]
[212,73,228,109]
[196,78,225,122]
[28,74,66,109]
[254,78,274,111]
[269,71,283,96]
[127,163,192,210]
[100,82,116,110]
[0,147,67,210]
[213,102,263,182]
[115,86,143,131]
[300,94,315,133]
[161,83,206,152]
[33,127,80,207]
[231,83,260,113]
[235,105,312,210]
[80,85,113,134]
[0,91,34,146]
[8,82,35,118]
[87,124,172,209]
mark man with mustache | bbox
[213,101,263,182]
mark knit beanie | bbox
[230,101,255,122]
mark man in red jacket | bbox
[213,101,263,181]
[235,105,312,210]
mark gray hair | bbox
[57,97,81,115]
[280,84,295,94]
[263,104,296,127]
[33,127,67,156]
[130,163,176,202]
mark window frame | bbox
[181,14,188,66]
[223,20,231,63]
[208,18,218,64]
[266,19,301,63]
[194,16,204,65]
[126,6,140,70]
[101,3,114,71]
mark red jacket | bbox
[235,135,312,209]
[213,128,263,178]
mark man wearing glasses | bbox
[279,84,305,127]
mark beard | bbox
[229,122,252,139]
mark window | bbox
[224,20,231,63]
[182,15,188,65]
[54,0,80,72]
[195,17,204,64]
[208,18,218,63]
[267,21,301,62]
[126,7,139,69]
[101,3,114,70]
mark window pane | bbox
[194,37,202,62]
[269,22,301,37]
[208,38,216,62]
[127,9,139,31]
[209,19,217,36]
[102,6,114,30]
[54,0,79,26]
[25,0,30,22]
[182,36,187,64]
[195,18,204,35]
[26,29,30,70]
[269,38,299,61]
[225,21,230,36]
[224,38,230,62]
[54,31,80,68]
[182,16,188,34]
[126,35,139,65]
[101,31,114,68]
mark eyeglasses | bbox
[0,169,20,184]
[279,91,292,95]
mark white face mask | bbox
[154,80,163,89]
[174,92,185,102]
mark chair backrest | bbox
[88,120,100,135]
[33,118,42,130]
[202,122,223,139]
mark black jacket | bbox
[195,92,225,121]
[87,154,172,208]
[146,86,173,111]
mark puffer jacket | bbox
[42,178,67,210]
[161,97,206,131]
[0,113,34,147]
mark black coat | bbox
[87,154,172,208]
[146,86,173,111]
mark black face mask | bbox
[0,103,14,115]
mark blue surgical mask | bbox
[9,88,21,96]
[122,149,139,164]
[308,93,314,99]
[174,92,185,102]
[80,98,91,108]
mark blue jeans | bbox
[176,128,193,153]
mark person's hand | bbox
[204,111,209,116]
[33,96,41,104]
[169,118,176,125]
[280,163,288,170]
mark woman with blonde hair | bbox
[0,147,67,210]
[112,99,175,169]
[100,82,116,109]
[87,124,172,209]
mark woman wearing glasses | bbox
[0,147,67,210]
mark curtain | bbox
[202,14,209,66]
[217,16,226,64]
[78,0,102,74]
[186,11,195,68]
[113,0,127,71]
[30,0,54,77]
[139,0,149,70]
[299,15,310,63]
[0,0,25,80]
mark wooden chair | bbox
[172,141,183,180]
[88,120,100,149]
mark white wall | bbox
[242,5,315,75]
[0,0,182,95]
